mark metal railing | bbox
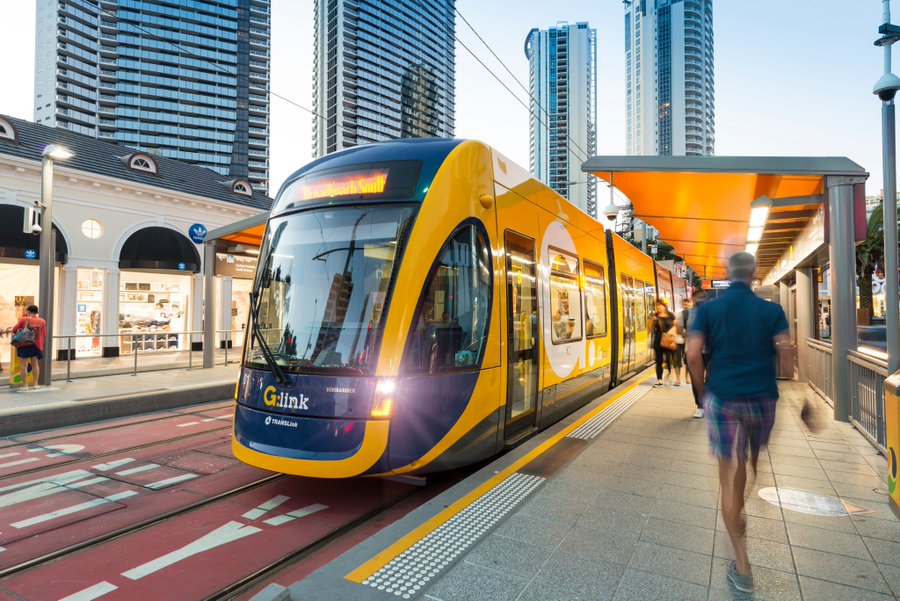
[46,329,245,380]
[805,338,834,403]
[848,349,889,454]
[805,337,890,455]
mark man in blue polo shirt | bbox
[686,252,789,594]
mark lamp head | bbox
[42,144,74,160]
[874,72,900,101]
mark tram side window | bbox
[583,260,607,338]
[634,278,647,331]
[644,285,655,329]
[549,250,582,343]
[404,224,492,373]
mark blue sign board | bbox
[189,223,208,244]
[77,304,87,312]
[24,249,37,260]
[177,262,186,271]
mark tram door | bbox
[620,274,636,374]
[504,231,539,441]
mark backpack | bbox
[11,318,35,348]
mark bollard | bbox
[885,371,900,518]
[188,339,193,371]
[224,331,229,366]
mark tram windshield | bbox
[248,204,417,374]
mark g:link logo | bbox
[263,386,309,410]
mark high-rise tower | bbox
[525,23,597,218]
[313,0,456,158]
[34,0,271,190]
[624,0,714,156]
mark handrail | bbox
[46,329,245,380]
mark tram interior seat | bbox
[432,325,466,370]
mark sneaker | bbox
[693,408,704,419]
[727,561,753,593]
[653,381,664,388]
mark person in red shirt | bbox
[11,305,47,391]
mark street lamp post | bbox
[876,0,900,375]
[38,144,73,386]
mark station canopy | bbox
[583,156,867,281]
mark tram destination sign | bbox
[216,253,258,279]
[298,168,388,201]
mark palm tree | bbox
[856,202,884,323]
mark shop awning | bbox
[205,212,267,249]
[0,204,68,263]
[583,156,867,281]
[119,226,201,273]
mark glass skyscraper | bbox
[525,23,597,218]
[34,0,270,190]
[313,0,455,158]
[624,0,714,157]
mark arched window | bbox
[0,117,18,142]
[127,153,158,174]
[404,222,492,373]
[232,180,252,196]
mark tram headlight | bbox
[371,379,395,418]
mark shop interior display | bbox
[119,281,185,353]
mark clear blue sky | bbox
[0,0,889,196]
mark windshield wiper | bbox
[249,291,289,386]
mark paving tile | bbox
[517,495,586,526]
[771,474,838,495]
[792,547,891,594]
[826,468,885,486]
[862,536,900,567]
[661,471,719,493]
[514,579,592,601]
[464,533,550,577]
[663,458,718,478]
[852,515,900,543]
[651,498,717,530]
[786,522,872,560]
[780,509,858,534]
[712,531,796,573]
[627,540,712,586]
[533,548,626,599]
[770,462,829,480]
[557,526,638,565]
[491,513,569,548]
[844,496,897,521]
[587,473,661,498]
[640,517,714,555]
[611,568,707,601]
[423,560,528,601]
[877,561,900,597]
[708,557,801,601]
[735,515,788,545]
[831,480,890,503]
[742,496,785,521]
[815,450,869,464]
[798,575,896,600]
[658,483,719,510]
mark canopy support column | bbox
[827,175,860,421]
[795,267,816,384]
[203,241,216,369]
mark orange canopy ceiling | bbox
[584,156,867,281]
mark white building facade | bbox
[0,115,269,363]
[525,22,597,218]
[624,0,714,156]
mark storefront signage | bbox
[711,280,731,289]
[177,263,186,271]
[189,224,208,244]
[216,253,258,279]
[297,168,389,201]
[24,249,37,259]
[77,303,87,312]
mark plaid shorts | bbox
[704,392,776,462]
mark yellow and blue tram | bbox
[232,139,679,478]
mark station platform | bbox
[284,374,900,601]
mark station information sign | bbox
[216,253,258,279]
[296,168,389,201]
[701,279,731,289]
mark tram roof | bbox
[583,155,868,281]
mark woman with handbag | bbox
[11,305,47,391]
[650,299,677,387]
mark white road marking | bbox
[0,457,40,470]
[145,474,198,489]
[0,470,97,508]
[201,414,232,422]
[0,469,90,493]
[176,421,200,428]
[0,546,5,553]
[93,458,136,471]
[58,581,117,601]
[263,503,328,526]
[121,521,261,580]
[115,463,160,476]
[242,495,290,520]
[28,444,85,458]
[12,491,138,529]
[0,452,21,459]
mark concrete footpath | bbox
[0,362,239,435]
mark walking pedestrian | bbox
[11,305,47,391]
[686,253,789,593]
[650,299,676,387]
[682,293,709,417]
